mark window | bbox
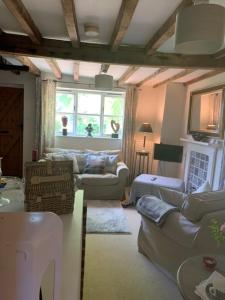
[55,89,125,138]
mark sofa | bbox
[44,148,129,200]
[137,187,225,279]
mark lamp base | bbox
[62,128,67,136]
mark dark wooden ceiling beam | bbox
[2,0,42,44]
[15,56,40,76]
[153,69,194,88]
[110,0,139,51]
[46,58,62,79]
[145,0,193,55]
[118,65,139,85]
[184,70,225,85]
[1,34,225,69]
[137,68,168,87]
[61,0,80,48]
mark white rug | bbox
[86,200,131,234]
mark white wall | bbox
[0,71,36,167]
[136,85,166,173]
[159,83,187,177]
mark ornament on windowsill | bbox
[111,120,120,138]
[85,123,93,137]
[61,115,68,136]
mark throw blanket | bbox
[136,194,178,226]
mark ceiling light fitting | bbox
[84,23,99,37]
[175,3,225,54]
[95,74,113,90]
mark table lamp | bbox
[139,123,153,149]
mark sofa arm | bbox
[116,162,129,182]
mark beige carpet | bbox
[83,207,183,300]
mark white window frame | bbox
[55,88,125,138]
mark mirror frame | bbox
[188,84,225,139]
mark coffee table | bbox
[177,255,225,300]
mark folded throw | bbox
[136,194,178,226]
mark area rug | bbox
[86,200,131,234]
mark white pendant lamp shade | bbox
[175,4,225,54]
[95,74,113,90]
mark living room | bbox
[1,1,225,300]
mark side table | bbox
[135,150,150,176]
[177,255,225,300]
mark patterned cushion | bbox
[83,154,106,174]
[47,153,79,173]
[104,154,119,174]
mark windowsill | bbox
[55,135,122,141]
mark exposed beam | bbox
[0,55,21,74]
[73,62,79,81]
[110,0,139,51]
[145,0,193,55]
[61,0,80,48]
[137,68,168,87]
[153,69,194,88]
[14,56,40,76]
[184,70,225,86]
[100,63,110,74]
[46,59,61,79]
[0,64,28,71]
[118,65,139,85]
[1,34,225,69]
[2,0,42,44]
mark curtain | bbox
[40,80,56,155]
[34,77,42,158]
[122,85,138,183]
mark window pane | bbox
[77,93,101,114]
[77,115,100,136]
[103,117,123,136]
[104,95,124,116]
[56,92,74,113]
[55,113,74,134]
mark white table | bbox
[0,177,24,211]
[177,255,225,300]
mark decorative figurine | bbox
[111,120,120,138]
[61,115,68,136]
[85,123,94,137]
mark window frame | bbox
[55,88,125,138]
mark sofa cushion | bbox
[83,154,106,174]
[159,187,186,210]
[75,173,119,186]
[182,190,225,222]
[45,152,79,173]
[104,154,119,174]
[85,149,121,160]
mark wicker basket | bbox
[24,160,75,214]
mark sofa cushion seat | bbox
[75,173,119,186]
[161,212,200,248]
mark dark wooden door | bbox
[0,87,24,177]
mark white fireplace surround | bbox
[180,138,224,191]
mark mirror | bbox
[188,86,225,138]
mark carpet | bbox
[86,200,131,234]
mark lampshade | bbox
[139,123,153,133]
[95,74,113,90]
[175,4,225,54]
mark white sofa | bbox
[44,148,129,200]
[137,188,225,279]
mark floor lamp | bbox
[139,122,153,150]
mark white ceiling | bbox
[1,0,225,86]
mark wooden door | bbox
[0,87,24,177]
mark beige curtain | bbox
[40,80,56,155]
[122,85,138,183]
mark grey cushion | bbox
[104,154,119,174]
[182,190,225,222]
[45,152,79,173]
[83,154,106,174]
[159,187,186,210]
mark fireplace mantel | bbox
[180,138,223,149]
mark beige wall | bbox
[0,71,36,169]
